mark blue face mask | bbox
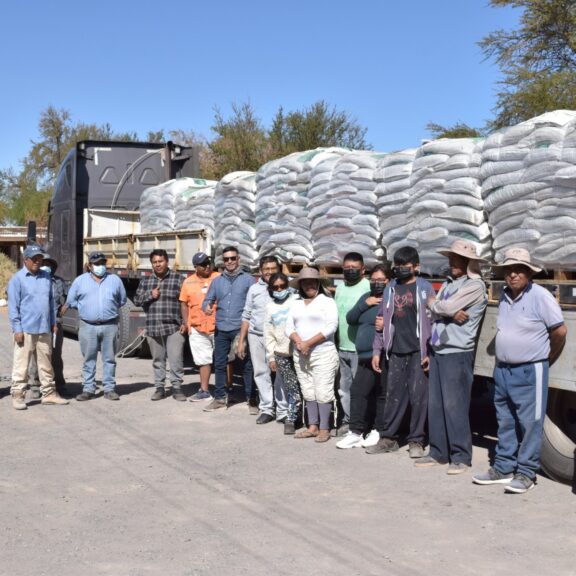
[40,266,52,275]
[92,264,106,277]
[273,289,290,301]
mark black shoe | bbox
[76,391,96,402]
[276,416,287,424]
[365,437,399,454]
[104,391,120,401]
[284,421,296,435]
[172,388,186,402]
[256,413,275,425]
[151,388,165,401]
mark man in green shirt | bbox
[335,252,370,433]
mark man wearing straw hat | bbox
[415,239,487,474]
[473,248,566,494]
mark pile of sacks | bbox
[480,110,576,268]
[173,179,217,236]
[140,178,193,233]
[214,171,258,268]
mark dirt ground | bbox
[0,310,575,576]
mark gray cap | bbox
[88,251,107,263]
[23,245,48,259]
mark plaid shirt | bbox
[134,269,185,337]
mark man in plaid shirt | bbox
[134,249,187,401]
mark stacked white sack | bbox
[309,150,385,267]
[404,138,489,274]
[173,179,217,236]
[480,110,576,267]
[140,178,199,233]
[214,171,258,269]
[375,148,418,263]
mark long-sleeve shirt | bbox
[242,278,270,336]
[285,293,338,353]
[8,267,55,334]
[66,272,127,323]
[264,294,297,358]
[346,291,379,360]
[202,270,255,332]
[133,269,184,337]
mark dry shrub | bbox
[0,253,17,300]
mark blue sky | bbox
[0,0,519,173]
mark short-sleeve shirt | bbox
[495,282,564,364]
[391,282,419,354]
[179,271,220,334]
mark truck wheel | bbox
[541,389,576,485]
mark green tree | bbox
[426,122,484,139]
[0,168,51,226]
[480,0,576,129]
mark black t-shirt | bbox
[391,282,419,354]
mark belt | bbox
[81,318,119,326]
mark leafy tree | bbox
[0,168,51,226]
[426,122,484,139]
[480,0,576,129]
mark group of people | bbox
[7,239,567,495]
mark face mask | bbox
[343,268,362,283]
[393,266,414,281]
[273,289,290,301]
[370,281,386,296]
[92,265,106,277]
[40,266,52,275]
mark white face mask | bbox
[40,266,52,275]
[92,264,106,277]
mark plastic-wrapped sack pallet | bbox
[140,178,200,233]
[480,110,576,268]
[375,148,417,264]
[399,138,489,274]
[214,171,258,269]
[309,150,385,267]
[173,179,217,236]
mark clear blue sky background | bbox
[0,0,519,173]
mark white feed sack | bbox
[172,179,217,236]
[214,171,258,269]
[481,110,576,269]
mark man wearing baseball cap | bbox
[415,239,487,474]
[473,248,566,494]
[179,252,220,401]
[7,244,69,409]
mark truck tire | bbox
[541,389,576,485]
[117,297,146,357]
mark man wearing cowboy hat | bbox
[473,248,566,494]
[415,239,487,474]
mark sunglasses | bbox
[272,284,288,290]
[223,256,237,262]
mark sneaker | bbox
[41,392,69,405]
[472,467,514,485]
[284,422,296,435]
[203,398,227,412]
[104,391,120,401]
[151,388,165,401]
[408,442,425,459]
[504,473,535,494]
[360,429,380,448]
[172,388,186,402]
[365,437,399,454]
[415,455,445,468]
[12,391,27,410]
[336,431,363,449]
[447,462,470,475]
[335,423,350,437]
[248,398,259,415]
[76,391,97,402]
[189,390,212,402]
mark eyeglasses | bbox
[223,256,237,262]
[272,284,288,290]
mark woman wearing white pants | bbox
[286,268,339,443]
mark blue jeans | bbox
[214,328,253,401]
[493,361,549,480]
[78,321,119,393]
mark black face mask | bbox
[343,268,362,284]
[370,281,387,296]
[393,266,414,281]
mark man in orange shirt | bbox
[180,252,220,401]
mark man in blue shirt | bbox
[202,246,255,412]
[8,245,69,410]
[64,251,127,401]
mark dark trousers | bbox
[428,350,474,465]
[214,328,253,401]
[349,358,387,435]
[377,351,428,444]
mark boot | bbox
[41,392,70,405]
[12,391,27,410]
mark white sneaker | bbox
[336,431,363,449]
[360,429,380,448]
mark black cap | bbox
[192,252,211,266]
[89,251,107,263]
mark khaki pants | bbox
[294,346,339,404]
[11,333,55,396]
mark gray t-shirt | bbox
[495,282,564,364]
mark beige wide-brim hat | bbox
[437,239,485,261]
[289,267,329,289]
[491,247,542,273]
